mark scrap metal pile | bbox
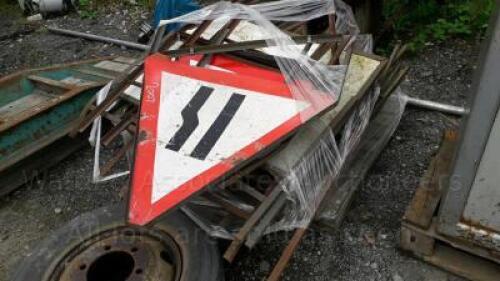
[76,0,407,277]
[14,0,409,279]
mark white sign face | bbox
[151,72,307,202]
[128,54,335,225]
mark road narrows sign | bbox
[128,54,335,225]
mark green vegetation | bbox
[0,0,23,14]
[383,0,495,51]
[78,0,97,19]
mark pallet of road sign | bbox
[67,1,409,279]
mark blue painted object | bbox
[152,0,201,30]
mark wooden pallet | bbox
[400,130,500,281]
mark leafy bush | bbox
[77,0,98,19]
[383,0,495,51]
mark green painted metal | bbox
[0,77,33,106]
[0,57,131,172]
[0,90,94,163]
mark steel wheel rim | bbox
[48,226,182,281]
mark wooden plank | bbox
[60,76,95,87]
[401,221,500,281]
[93,61,132,73]
[182,20,214,47]
[197,20,242,66]
[0,84,103,133]
[0,57,115,85]
[404,130,458,229]
[101,112,136,146]
[74,64,144,133]
[329,37,351,65]
[224,186,282,262]
[0,93,52,122]
[245,192,287,248]
[74,67,117,80]
[235,182,266,202]
[114,56,139,65]
[203,193,252,220]
[403,220,500,267]
[310,43,332,61]
[400,224,435,256]
[27,75,75,93]
[181,206,235,240]
[424,244,500,281]
[100,139,134,176]
[179,0,250,48]
[315,94,404,229]
[266,228,307,281]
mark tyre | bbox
[12,204,224,281]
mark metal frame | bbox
[437,5,500,240]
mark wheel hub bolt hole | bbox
[160,250,173,264]
[86,251,135,281]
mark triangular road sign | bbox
[128,54,336,225]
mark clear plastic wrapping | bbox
[272,91,379,231]
[269,89,408,232]
[159,0,362,115]
[181,89,408,238]
[157,0,382,233]
[157,0,406,236]
[89,0,403,238]
[317,90,408,227]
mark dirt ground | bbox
[0,1,481,281]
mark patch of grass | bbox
[382,0,495,52]
[0,0,23,13]
[77,0,97,18]
[79,9,97,19]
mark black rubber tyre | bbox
[12,204,224,281]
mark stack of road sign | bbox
[73,1,409,279]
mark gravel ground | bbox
[0,1,147,76]
[0,2,481,280]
